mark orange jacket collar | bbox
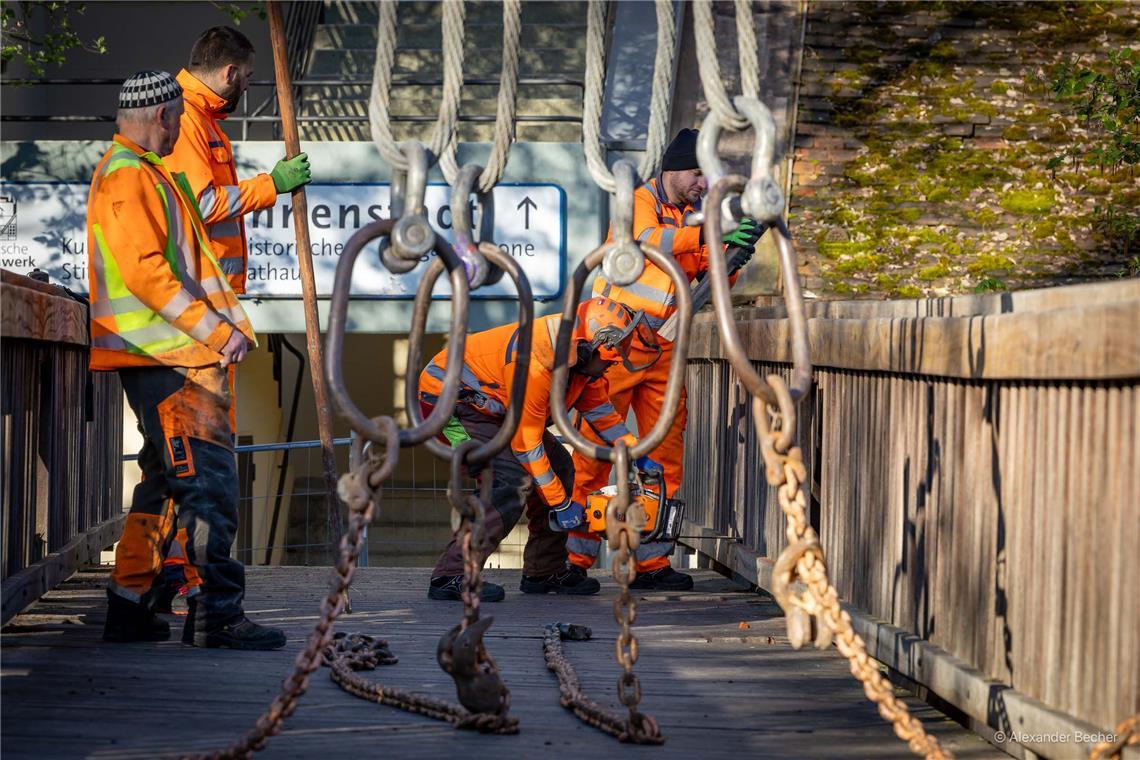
[112,133,163,164]
[176,69,230,121]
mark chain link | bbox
[1090,715,1140,760]
[542,623,663,744]
[757,377,951,760]
[182,420,400,760]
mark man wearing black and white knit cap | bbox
[110,71,186,158]
[93,70,284,651]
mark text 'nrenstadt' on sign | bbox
[0,181,566,300]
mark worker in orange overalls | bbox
[568,128,764,591]
[90,71,284,650]
[420,297,663,601]
[157,26,312,611]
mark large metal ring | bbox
[600,160,645,287]
[450,163,504,288]
[704,176,811,404]
[383,141,436,273]
[325,218,470,447]
[405,242,534,465]
[548,241,692,462]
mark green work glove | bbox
[271,153,311,193]
[722,216,761,248]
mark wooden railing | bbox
[679,279,1139,758]
[1,270,123,623]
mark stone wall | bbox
[789,1,1140,298]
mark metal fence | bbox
[122,435,534,571]
[1,76,585,141]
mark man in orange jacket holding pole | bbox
[90,71,285,650]
[568,129,764,591]
[420,297,663,601]
[157,27,311,608]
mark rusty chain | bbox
[1090,715,1140,760]
[546,228,692,743]
[696,96,949,759]
[756,378,949,760]
[183,420,401,760]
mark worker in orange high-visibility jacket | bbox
[420,297,663,602]
[161,27,312,610]
[168,26,311,294]
[89,71,284,651]
[569,128,764,591]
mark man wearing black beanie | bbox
[565,129,763,591]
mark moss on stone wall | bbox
[792,0,1140,298]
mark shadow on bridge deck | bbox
[2,567,1001,759]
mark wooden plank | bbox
[1,513,124,625]
[0,270,88,345]
[688,300,1140,381]
[677,520,1119,759]
[747,278,1140,320]
[1,566,1001,760]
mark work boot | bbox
[191,614,287,650]
[103,592,171,643]
[629,566,694,591]
[519,564,601,595]
[428,575,505,603]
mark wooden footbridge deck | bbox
[4,275,1137,759]
[2,566,1001,759]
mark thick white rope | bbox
[694,0,760,131]
[583,0,677,192]
[368,0,466,183]
[640,0,677,180]
[369,0,406,169]
[433,0,466,185]
[478,0,521,192]
[735,0,761,103]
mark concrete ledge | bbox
[678,519,1123,760]
[2,513,125,625]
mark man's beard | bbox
[218,83,242,113]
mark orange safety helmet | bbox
[574,296,662,372]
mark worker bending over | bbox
[569,128,764,591]
[420,297,662,601]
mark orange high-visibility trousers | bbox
[110,367,236,613]
[568,343,686,573]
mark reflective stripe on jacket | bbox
[167,69,277,294]
[592,176,739,334]
[86,134,256,370]
[418,314,635,507]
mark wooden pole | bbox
[266,0,343,549]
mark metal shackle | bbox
[696,96,785,227]
[548,240,692,463]
[404,241,534,466]
[383,141,436,274]
[600,159,646,287]
[326,218,470,448]
[703,175,811,405]
[450,163,504,289]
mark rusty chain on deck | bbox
[187,141,531,757]
[696,94,950,760]
[546,160,694,745]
